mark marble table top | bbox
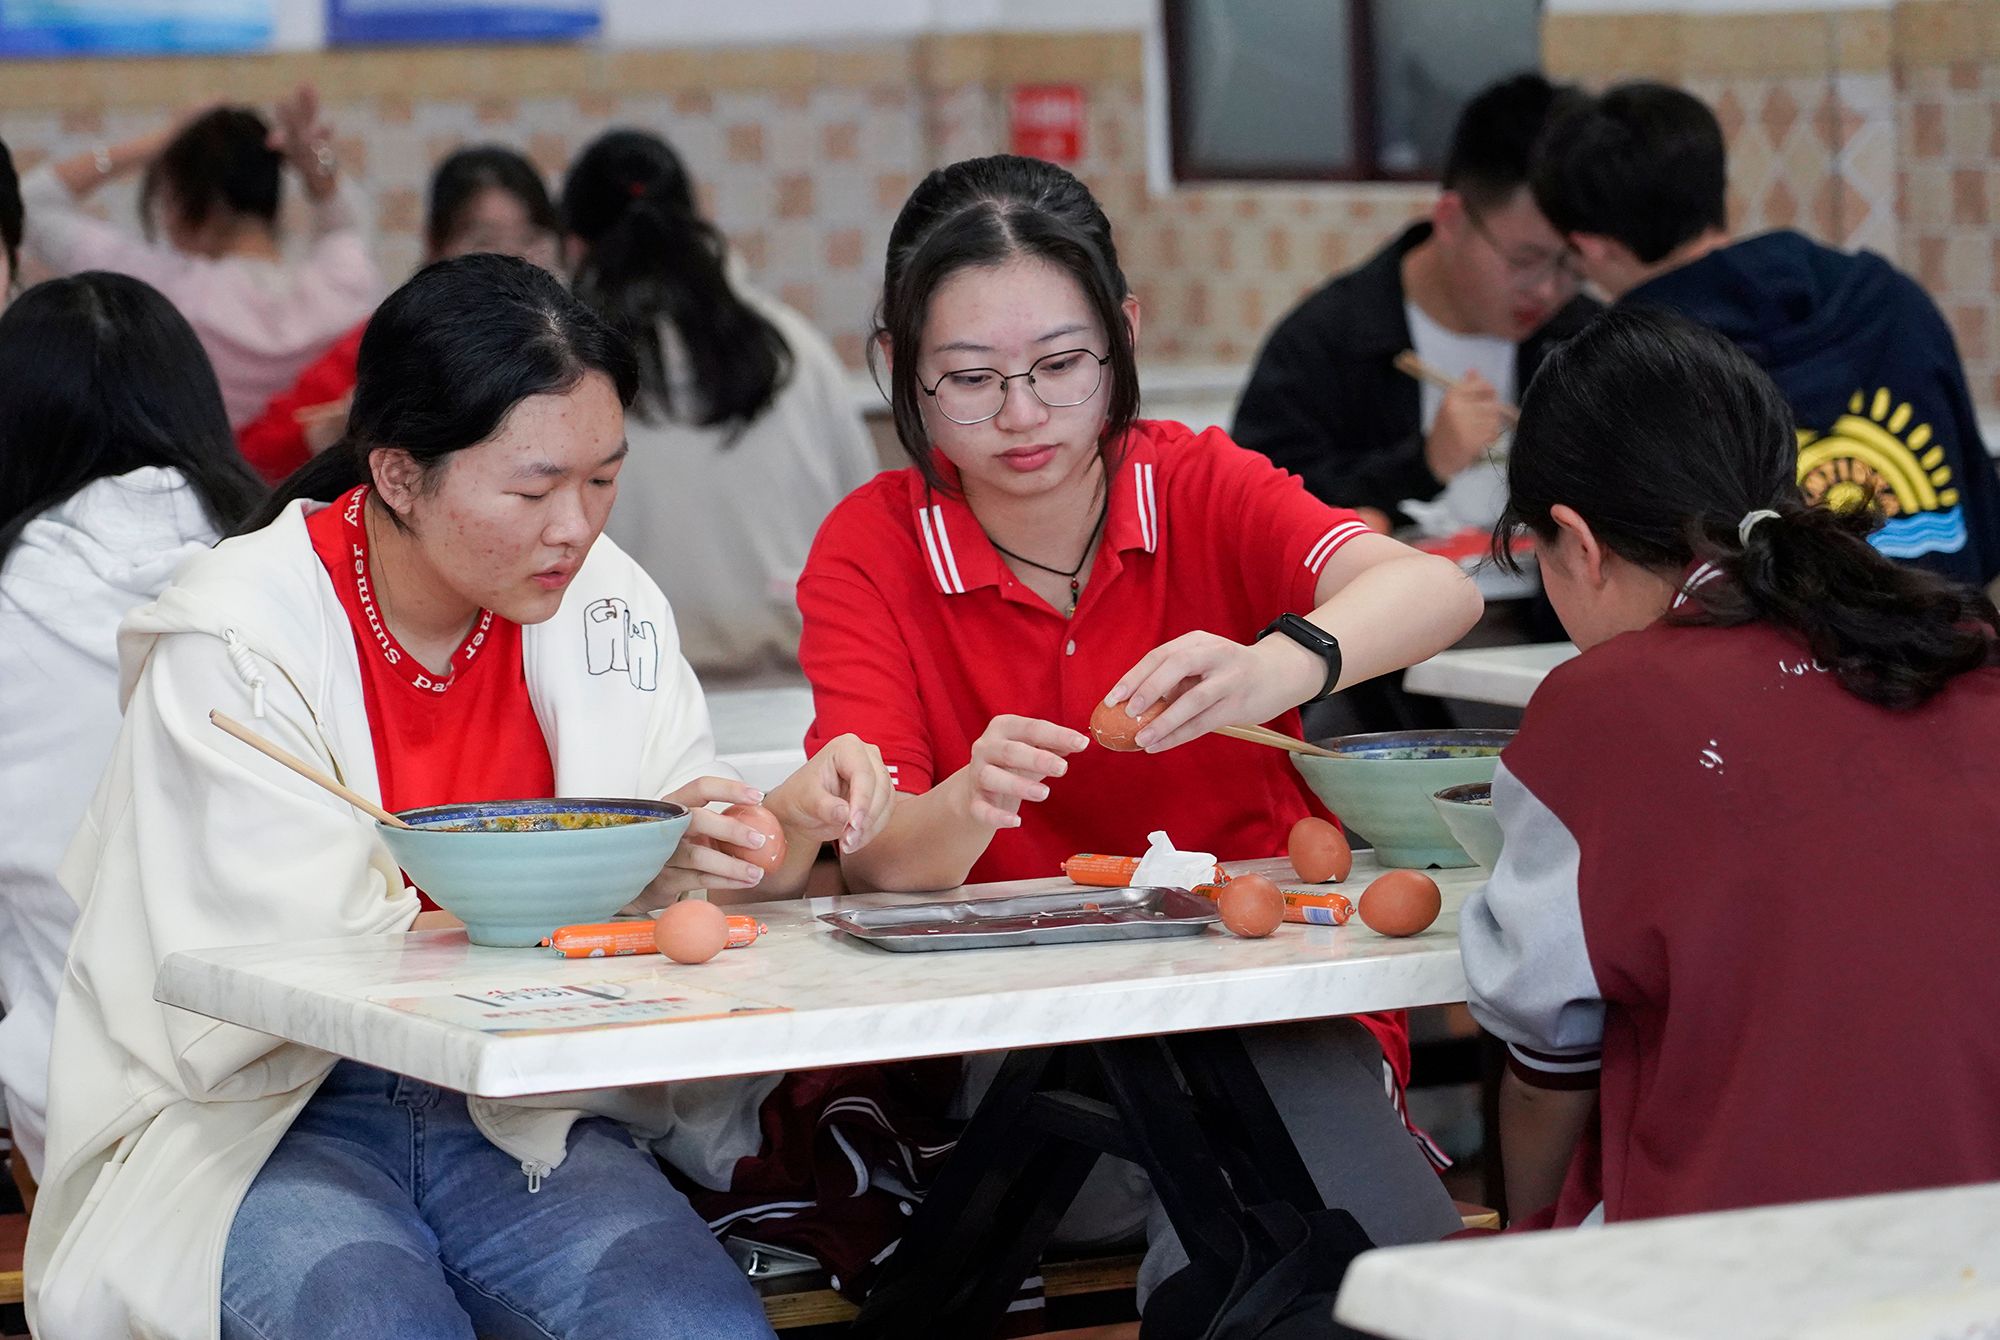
[155,855,1477,1099]
[1335,1180,2000,1340]
[1402,641,1578,708]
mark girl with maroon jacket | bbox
[1463,307,2000,1227]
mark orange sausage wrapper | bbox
[1063,853,1229,888]
[543,916,767,958]
[1192,883,1354,927]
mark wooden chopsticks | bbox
[1217,723,1340,759]
[1393,350,1521,428]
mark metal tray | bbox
[818,885,1219,952]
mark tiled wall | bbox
[1894,0,2000,406]
[1,12,1994,404]
[0,34,1428,381]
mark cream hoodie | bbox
[26,500,730,1340]
[0,467,218,1182]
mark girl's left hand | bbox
[766,733,895,854]
[1106,630,1325,753]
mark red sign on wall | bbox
[1010,84,1086,164]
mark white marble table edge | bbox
[157,858,1480,1099]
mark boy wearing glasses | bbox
[1532,81,2000,591]
[1234,74,1597,529]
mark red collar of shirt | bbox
[330,485,496,694]
[912,433,1158,598]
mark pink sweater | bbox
[20,164,382,428]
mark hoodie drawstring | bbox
[222,629,267,719]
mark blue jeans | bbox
[220,1061,775,1340]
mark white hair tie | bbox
[1738,509,1781,545]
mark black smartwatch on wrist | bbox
[1258,614,1344,703]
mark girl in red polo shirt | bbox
[797,156,1485,1285]
[1462,308,2000,1228]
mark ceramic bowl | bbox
[1430,782,1503,872]
[1291,730,1511,869]
[376,798,691,947]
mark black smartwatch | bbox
[1258,613,1344,703]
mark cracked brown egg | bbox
[1089,698,1165,751]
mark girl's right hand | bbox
[955,715,1090,830]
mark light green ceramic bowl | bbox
[1291,730,1511,869]
[1431,782,1503,871]
[377,798,690,947]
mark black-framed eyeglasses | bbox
[1464,208,1582,292]
[919,348,1110,426]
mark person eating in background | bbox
[1233,73,1596,533]
[1233,73,1597,734]
[1531,81,2000,593]
[26,254,888,1340]
[236,143,563,482]
[19,86,380,431]
[797,153,1485,1308]
[563,129,877,680]
[1460,307,2000,1228]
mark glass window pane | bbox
[1371,0,1544,175]
[1178,0,1354,173]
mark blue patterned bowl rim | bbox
[1433,782,1494,804]
[1304,729,1515,759]
[387,797,689,832]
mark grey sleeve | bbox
[1460,760,1606,1084]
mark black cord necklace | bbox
[987,495,1109,619]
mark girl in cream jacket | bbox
[28,255,891,1340]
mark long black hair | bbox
[0,137,21,286]
[426,144,559,258]
[0,272,264,567]
[140,107,282,241]
[874,154,1140,493]
[562,129,790,433]
[1500,306,1998,708]
[241,252,638,532]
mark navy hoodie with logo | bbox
[1626,229,2000,587]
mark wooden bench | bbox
[758,1204,1497,1329]
[1,1210,24,1306]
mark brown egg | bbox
[1089,697,1165,751]
[718,803,788,873]
[1358,870,1442,938]
[1287,816,1352,884]
[654,899,732,964]
[1217,874,1284,939]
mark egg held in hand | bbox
[1089,697,1165,752]
[718,802,788,872]
[1217,874,1285,939]
[1357,870,1442,938]
[1287,816,1352,884]
[654,898,732,964]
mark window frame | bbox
[1162,0,1441,185]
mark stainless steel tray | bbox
[819,885,1219,952]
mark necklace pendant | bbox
[1066,577,1080,619]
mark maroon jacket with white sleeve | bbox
[1461,598,2000,1227]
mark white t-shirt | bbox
[1404,299,1516,531]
